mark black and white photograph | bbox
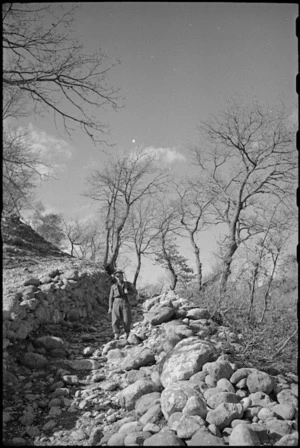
[3,2,298,446]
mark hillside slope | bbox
[2,213,103,312]
[2,213,71,268]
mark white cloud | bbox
[141,146,186,165]
[18,123,74,175]
[288,109,297,126]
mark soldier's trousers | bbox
[111,298,132,335]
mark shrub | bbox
[176,277,298,375]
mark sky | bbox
[12,2,298,286]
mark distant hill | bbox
[2,213,72,268]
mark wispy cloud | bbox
[288,109,297,126]
[18,123,74,175]
[139,146,186,164]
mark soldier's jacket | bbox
[109,281,137,310]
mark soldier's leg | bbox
[111,300,122,339]
[122,302,132,338]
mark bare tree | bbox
[235,198,296,320]
[3,128,52,214]
[191,100,296,297]
[175,178,214,291]
[62,218,84,257]
[3,3,120,142]
[155,242,195,291]
[257,206,296,325]
[76,221,103,261]
[125,199,161,287]
[3,85,29,122]
[82,222,103,261]
[61,217,103,259]
[151,200,183,290]
[83,148,169,274]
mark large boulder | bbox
[202,360,234,381]
[230,368,256,385]
[117,379,158,410]
[265,418,294,438]
[247,391,273,408]
[143,429,185,446]
[276,390,298,408]
[206,392,239,409]
[206,402,244,431]
[124,431,152,445]
[161,381,206,420]
[216,378,236,393]
[246,370,276,394]
[186,308,210,320]
[135,392,161,416]
[21,353,48,369]
[139,404,163,426]
[102,339,127,355]
[121,369,149,388]
[34,335,66,351]
[159,337,217,388]
[144,306,176,326]
[182,395,208,417]
[274,433,299,446]
[163,320,194,339]
[121,346,156,370]
[106,345,155,371]
[176,414,206,439]
[186,428,225,446]
[67,359,101,370]
[229,423,261,446]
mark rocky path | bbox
[3,306,144,446]
[3,292,298,446]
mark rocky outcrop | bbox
[3,265,111,345]
[3,261,112,388]
[3,287,298,446]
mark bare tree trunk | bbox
[185,230,203,291]
[165,255,178,291]
[259,253,279,325]
[170,272,178,291]
[219,239,237,298]
[248,262,259,318]
[105,209,130,275]
[192,242,202,291]
[133,254,141,288]
[106,249,119,275]
[161,235,178,291]
[103,225,111,267]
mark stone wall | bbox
[3,265,112,354]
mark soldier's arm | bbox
[108,286,114,312]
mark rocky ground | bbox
[3,291,298,446]
[2,214,298,446]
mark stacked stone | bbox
[3,266,111,382]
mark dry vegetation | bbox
[175,272,298,376]
[139,254,298,377]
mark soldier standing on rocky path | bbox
[107,270,137,341]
